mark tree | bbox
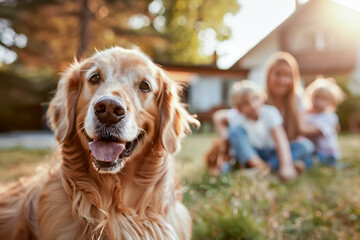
[0,0,240,70]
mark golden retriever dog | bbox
[0,47,199,239]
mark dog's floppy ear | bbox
[156,68,200,154]
[47,62,82,143]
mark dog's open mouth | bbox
[88,132,144,171]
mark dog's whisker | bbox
[74,121,86,139]
[119,167,127,176]
[75,120,85,129]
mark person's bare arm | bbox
[270,125,297,181]
[298,113,322,137]
[336,123,341,133]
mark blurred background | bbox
[0,0,360,133]
[1,0,360,239]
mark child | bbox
[213,80,300,181]
[305,77,345,166]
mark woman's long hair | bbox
[265,51,303,141]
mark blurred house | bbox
[167,0,360,131]
[230,0,360,91]
[162,60,247,124]
[166,0,360,127]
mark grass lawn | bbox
[0,133,359,239]
[0,148,52,183]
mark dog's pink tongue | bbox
[89,141,125,162]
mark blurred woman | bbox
[264,51,314,168]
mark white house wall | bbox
[189,76,223,111]
[239,32,280,86]
[239,33,280,69]
[349,40,360,96]
[247,66,265,85]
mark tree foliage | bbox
[0,0,240,70]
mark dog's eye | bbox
[139,80,151,92]
[89,73,101,85]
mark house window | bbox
[315,32,326,51]
[289,28,328,53]
[189,77,223,111]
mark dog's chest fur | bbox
[37,161,183,240]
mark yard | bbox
[0,133,359,239]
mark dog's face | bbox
[47,47,198,174]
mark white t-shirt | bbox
[306,112,340,158]
[227,105,283,149]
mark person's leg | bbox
[257,147,308,175]
[220,161,232,174]
[290,138,314,168]
[228,125,264,168]
[257,148,279,170]
[317,153,337,166]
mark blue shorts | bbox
[228,125,314,170]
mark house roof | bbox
[230,0,360,70]
[158,63,248,82]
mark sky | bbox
[216,0,295,69]
[215,0,360,69]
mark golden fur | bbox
[204,139,231,175]
[0,47,199,240]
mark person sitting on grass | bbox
[304,77,345,167]
[213,80,312,181]
[264,52,315,168]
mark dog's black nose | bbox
[94,97,126,125]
